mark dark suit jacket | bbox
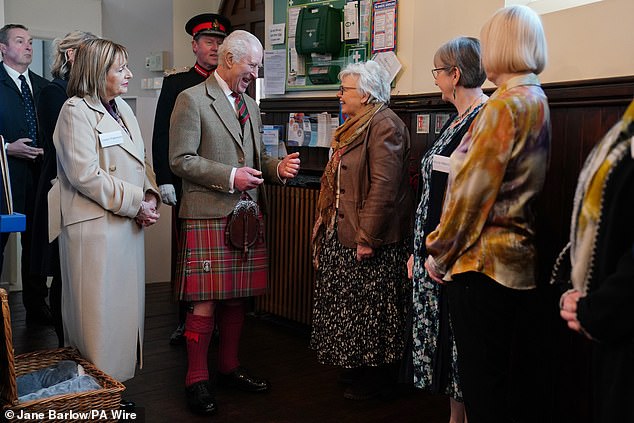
[0,62,49,213]
[151,66,206,201]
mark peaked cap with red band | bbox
[185,13,232,39]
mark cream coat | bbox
[49,96,158,382]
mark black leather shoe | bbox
[217,367,271,393]
[185,381,217,415]
[120,399,136,412]
[169,323,186,346]
[25,303,53,326]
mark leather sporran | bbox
[225,193,262,257]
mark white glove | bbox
[159,184,177,206]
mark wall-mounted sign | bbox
[371,0,397,53]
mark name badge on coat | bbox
[99,130,124,148]
[432,154,451,174]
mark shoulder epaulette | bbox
[163,66,191,77]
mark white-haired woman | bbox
[311,60,413,400]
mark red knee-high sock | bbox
[184,313,214,386]
[216,299,245,374]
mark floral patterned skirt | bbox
[412,254,462,400]
[310,228,410,368]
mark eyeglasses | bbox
[338,85,356,94]
[431,66,455,79]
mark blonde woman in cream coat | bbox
[49,39,160,382]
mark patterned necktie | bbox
[231,92,250,128]
[19,75,38,147]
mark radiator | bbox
[256,185,319,325]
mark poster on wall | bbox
[371,0,397,54]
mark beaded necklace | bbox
[452,93,485,127]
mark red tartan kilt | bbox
[176,217,268,301]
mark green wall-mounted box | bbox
[295,5,342,55]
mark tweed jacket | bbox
[335,106,413,249]
[169,76,282,219]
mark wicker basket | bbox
[0,288,125,422]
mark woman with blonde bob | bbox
[424,6,550,422]
[50,38,160,383]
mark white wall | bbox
[4,0,101,39]
[101,0,172,99]
[172,0,222,68]
[265,0,634,97]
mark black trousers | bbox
[447,272,540,423]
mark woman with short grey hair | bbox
[311,60,413,400]
[338,60,391,104]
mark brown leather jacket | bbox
[336,106,413,248]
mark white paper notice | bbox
[264,50,286,95]
[344,1,359,40]
[268,23,286,45]
[372,51,402,83]
[287,7,301,38]
[287,38,305,77]
[317,113,334,148]
[416,114,430,134]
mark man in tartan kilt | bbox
[152,13,232,346]
[169,30,300,415]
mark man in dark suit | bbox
[151,13,231,346]
[0,24,49,324]
[169,30,300,415]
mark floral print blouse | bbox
[426,73,551,289]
